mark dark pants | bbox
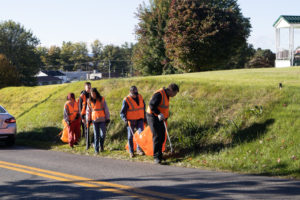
[93,121,106,153]
[81,115,86,138]
[127,119,144,153]
[146,113,165,160]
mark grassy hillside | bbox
[1,67,300,178]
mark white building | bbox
[273,15,300,67]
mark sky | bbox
[0,0,300,52]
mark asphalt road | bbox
[0,146,300,200]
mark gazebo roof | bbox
[273,15,300,28]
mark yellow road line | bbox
[0,163,153,199]
[0,160,193,199]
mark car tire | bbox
[6,137,15,146]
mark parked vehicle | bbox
[0,105,16,146]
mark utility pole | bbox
[108,59,111,79]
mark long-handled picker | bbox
[163,121,173,153]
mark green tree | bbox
[59,41,75,70]
[164,0,251,72]
[47,46,61,69]
[0,20,41,85]
[0,54,20,88]
[59,42,89,71]
[222,43,255,69]
[246,48,275,68]
[132,0,176,75]
[71,42,89,70]
[37,45,61,70]
[91,39,104,69]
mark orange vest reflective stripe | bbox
[80,92,87,115]
[125,94,145,120]
[90,97,106,121]
[147,88,169,118]
[65,100,79,121]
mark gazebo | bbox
[273,15,300,67]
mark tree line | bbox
[0,0,275,88]
[36,41,134,75]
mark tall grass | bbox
[1,67,300,177]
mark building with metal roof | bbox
[273,15,300,67]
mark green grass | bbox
[2,67,300,178]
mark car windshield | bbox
[0,106,6,113]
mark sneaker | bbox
[129,153,135,158]
[154,158,161,164]
[137,149,144,156]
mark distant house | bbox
[36,76,63,86]
[35,70,65,86]
[63,70,89,82]
[41,70,67,83]
[88,70,102,80]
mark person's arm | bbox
[86,101,91,122]
[63,104,70,125]
[120,99,128,122]
[103,100,110,120]
[149,92,162,115]
[143,99,147,123]
[79,94,83,114]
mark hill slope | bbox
[1,68,300,177]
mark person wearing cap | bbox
[120,86,146,158]
[146,83,179,164]
[79,82,92,138]
[87,88,110,154]
[64,93,81,148]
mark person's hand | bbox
[158,113,165,121]
[82,118,86,124]
[105,119,110,125]
[75,113,80,120]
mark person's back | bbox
[146,83,179,164]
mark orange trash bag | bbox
[133,125,167,156]
[59,119,69,143]
[125,122,145,152]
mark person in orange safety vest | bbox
[79,82,92,138]
[86,88,110,154]
[63,93,81,148]
[146,83,179,164]
[120,86,146,158]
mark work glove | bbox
[75,113,80,120]
[105,119,110,126]
[158,113,165,121]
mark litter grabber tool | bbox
[163,121,173,153]
[86,121,90,150]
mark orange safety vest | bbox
[80,92,87,115]
[65,100,79,121]
[125,94,145,120]
[89,97,106,122]
[147,88,169,118]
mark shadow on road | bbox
[1,171,299,199]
